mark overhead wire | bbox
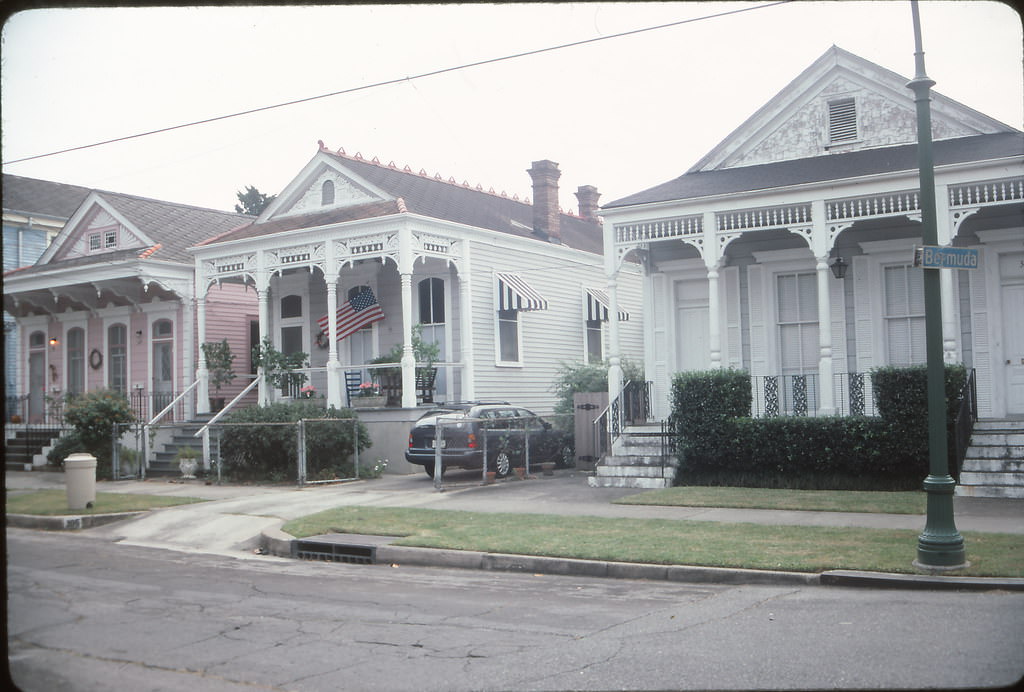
[3,1,791,166]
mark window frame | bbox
[496,308,522,366]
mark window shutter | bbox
[828,98,857,143]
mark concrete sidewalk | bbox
[6,469,1023,590]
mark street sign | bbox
[913,245,980,269]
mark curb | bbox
[7,512,146,531]
[821,569,1024,592]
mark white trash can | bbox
[65,452,98,510]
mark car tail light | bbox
[408,433,413,448]
[467,432,476,449]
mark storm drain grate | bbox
[292,534,399,565]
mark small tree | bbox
[60,389,136,478]
[252,337,308,394]
[234,185,276,215]
[550,358,643,415]
[201,339,236,395]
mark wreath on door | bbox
[316,330,330,349]
[89,348,103,370]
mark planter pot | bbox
[484,471,497,485]
[356,395,388,408]
[541,462,555,476]
[179,459,198,479]
[514,467,526,480]
[209,397,225,413]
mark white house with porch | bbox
[599,47,1023,495]
[191,145,643,471]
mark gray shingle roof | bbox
[604,132,1024,209]
[208,152,604,255]
[3,174,92,219]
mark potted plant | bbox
[175,446,200,479]
[367,325,440,406]
[354,382,387,408]
[201,339,236,412]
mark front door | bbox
[28,351,45,423]
[152,342,173,413]
[1003,282,1024,415]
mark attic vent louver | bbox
[828,98,857,144]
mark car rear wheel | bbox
[423,461,435,479]
[491,448,512,478]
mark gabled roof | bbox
[604,132,1023,209]
[202,147,604,254]
[689,45,1018,174]
[9,187,251,277]
[2,174,92,220]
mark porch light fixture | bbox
[48,337,59,348]
[135,329,143,344]
[829,256,849,280]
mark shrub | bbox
[61,389,136,478]
[218,401,371,482]
[47,430,85,467]
[872,364,968,474]
[669,369,751,469]
[550,358,643,416]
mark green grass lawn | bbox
[6,490,206,515]
[614,487,926,514]
[282,506,1023,578]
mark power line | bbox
[3,2,790,166]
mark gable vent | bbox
[828,98,857,143]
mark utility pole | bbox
[907,0,967,570]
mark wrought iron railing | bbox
[951,369,978,482]
[6,393,73,426]
[749,372,878,418]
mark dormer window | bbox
[828,97,857,144]
[88,233,101,251]
[104,229,117,248]
[321,180,335,206]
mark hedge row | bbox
[671,365,968,490]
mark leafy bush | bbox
[872,364,967,473]
[669,369,751,469]
[60,389,136,479]
[218,401,371,482]
[550,358,643,416]
[47,430,85,467]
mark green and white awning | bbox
[585,288,629,322]
[496,272,548,311]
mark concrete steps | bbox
[4,427,64,470]
[956,419,1024,499]
[588,424,677,489]
[147,415,213,476]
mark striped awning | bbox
[585,288,629,322]
[496,272,548,311]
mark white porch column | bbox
[196,295,209,414]
[458,240,475,401]
[183,294,196,419]
[816,254,837,415]
[399,228,416,408]
[707,262,722,369]
[325,278,342,408]
[603,219,622,404]
[257,285,270,406]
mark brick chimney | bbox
[575,185,601,223]
[528,159,561,241]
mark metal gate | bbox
[573,392,607,470]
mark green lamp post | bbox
[907,0,967,570]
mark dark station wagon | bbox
[405,402,572,478]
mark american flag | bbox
[317,288,385,341]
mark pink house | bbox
[3,179,255,425]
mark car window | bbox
[516,409,546,430]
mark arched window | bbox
[321,180,335,206]
[418,278,445,325]
[29,331,46,349]
[108,323,128,392]
[281,294,303,319]
[67,327,85,395]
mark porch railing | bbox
[750,372,877,418]
[593,380,651,461]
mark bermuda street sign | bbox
[913,245,980,269]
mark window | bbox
[153,319,173,339]
[585,319,603,362]
[884,264,926,365]
[104,229,117,248]
[281,326,303,355]
[108,323,128,392]
[67,327,85,395]
[88,234,101,251]
[418,278,445,325]
[29,331,46,349]
[498,309,519,363]
[321,180,335,206]
[280,294,303,319]
[776,273,818,376]
[828,98,857,144]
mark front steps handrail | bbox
[193,374,260,477]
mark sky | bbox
[1,2,1021,215]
